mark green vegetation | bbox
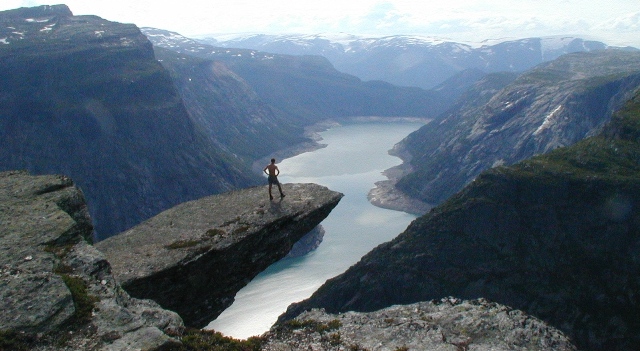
[328,332,341,346]
[168,226,242,249]
[0,330,35,351]
[172,328,263,351]
[515,68,574,84]
[60,274,99,325]
[232,225,251,235]
[166,239,202,250]
[510,91,640,183]
[273,318,342,336]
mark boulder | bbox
[0,170,182,350]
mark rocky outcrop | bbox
[397,50,640,205]
[96,183,343,328]
[282,92,640,351]
[265,298,577,350]
[0,170,182,350]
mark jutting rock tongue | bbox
[96,183,343,328]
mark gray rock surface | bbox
[96,183,343,328]
[263,298,577,351]
[0,170,182,350]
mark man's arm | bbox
[263,166,269,175]
[275,166,280,176]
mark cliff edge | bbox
[96,183,343,328]
[0,170,183,350]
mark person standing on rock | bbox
[264,158,285,200]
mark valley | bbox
[207,120,425,338]
[1,4,640,351]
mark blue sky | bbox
[2,0,639,47]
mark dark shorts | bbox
[268,175,279,185]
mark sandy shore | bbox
[253,117,433,216]
[367,141,433,216]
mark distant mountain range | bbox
[142,28,453,122]
[203,33,637,89]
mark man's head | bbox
[271,158,276,164]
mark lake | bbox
[206,120,425,339]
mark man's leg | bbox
[268,184,273,200]
[277,183,285,198]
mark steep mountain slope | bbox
[397,50,640,205]
[207,34,626,89]
[153,47,305,163]
[0,6,258,240]
[282,91,640,351]
[143,28,449,123]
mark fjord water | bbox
[206,121,424,339]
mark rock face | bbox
[0,170,182,350]
[151,46,307,164]
[0,5,258,240]
[264,298,577,351]
[282,92,640,351]
[397,50,640,205]
[96,183,343,328]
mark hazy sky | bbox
[2,1,639,47]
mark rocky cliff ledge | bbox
[0,170,183,350]
[96,183,343,328]
[263,298,576,351]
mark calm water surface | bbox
[206,121,424,338]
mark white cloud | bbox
[1,0,639,47]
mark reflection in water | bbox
[206,121,424,339]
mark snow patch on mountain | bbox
[534,105,563,136]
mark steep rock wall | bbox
[0,5,257,240]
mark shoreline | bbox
[367,141,433,216]
[254,117,433,216]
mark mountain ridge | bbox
[142,27,455,122]
[396,50,640,206]
[205,33,636,89]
